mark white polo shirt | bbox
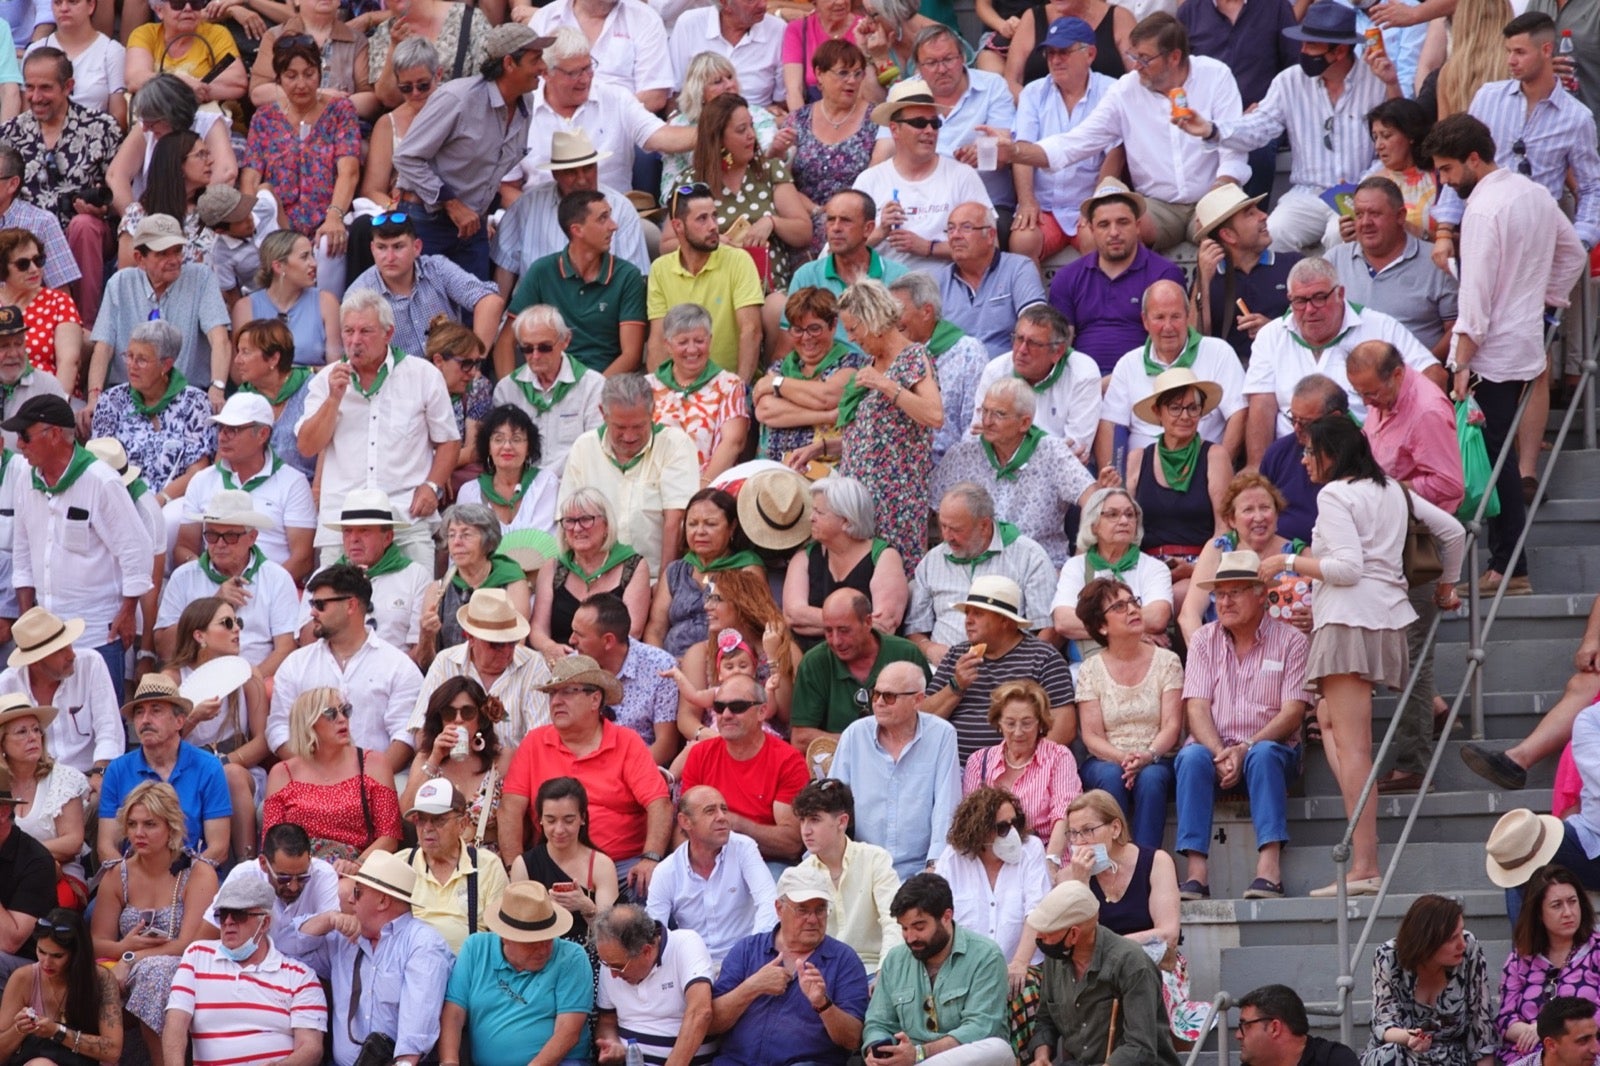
[296,351,459,551]
[668,8,785,106]
[492,359,607,478]
[0,652,123,771]
[404,644,553,751]
[559,424,701,580]
[182,459,316,569]
[528,0,673,97]
[644,832,777,968]
[597,925,718,1062]
[514,83,666,192]
[157,555,300,670]
[971,350,1104,455]
[267,633,423,754]
[1102,334,1249,454]
[168,942,327,1066]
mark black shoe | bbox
[1461,742,1528,790]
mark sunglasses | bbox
[10,253,43,270]
[263,863,310,887]
[35,918,74,940]
[870,689,918,703]
[202,529,248,545]
[711,699,763,715]
[168,0,207,10]
[216,907,264,925]
[897,116,943,130]
[213,615,244,631]
[517,342,557,356]
[668,181,712,217]
[441,704,478,722]
[319,702,353,722]
[396,78,433,95]
[1513,138,1532,176]
[308,595,352,611]
[993,814,1024,835]
[371,211,410,227]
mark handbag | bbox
[1401,484,1444,588]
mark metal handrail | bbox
[1329,281,1600,1047]
[1182,993,1233,1066]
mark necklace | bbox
[1002,749,1032,771]
[818,101,856,129]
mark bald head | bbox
[676,785,731,849]
[877,660,925,693]
[1345,340,1404,377]
[1141,279,1187,317]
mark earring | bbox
[471,732,486,752]
[721,148,735,171]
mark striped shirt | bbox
[928,635,1075,764]
[167,942,327,1066]
[1213,62,1389,191]
[961,737,1082,840]
[1181,616,1313,745]
[1431,78,1600,247]
[597,925,717,1065]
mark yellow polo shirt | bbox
[646,245,764,374]
[408,844,510,954]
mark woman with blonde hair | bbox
[261,686,402,871]
[89,782,216,1063]
[0,699,89,882]
[237,231,341,366]
[660,52,783,200]
[1434,0,1513,117]
[531,488,649,657]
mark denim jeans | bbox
[409,207,490,280]
[93,638,125,705]
[1174,740,1300,856]
[1080,755,1175,851]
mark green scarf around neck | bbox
[982,426,1044,481]
[685,549,764,573]
[560,541,639,584]
[514,358,585,414]
[198,545,267,584]
[478,467,539,510]
[131,369,188,418]
[1157,435,1203,493]
[655,360,720,396]
[31,445,95,496]
[338,543,411,578]
[1142,328,1202,376]
[779,341,850,381]
[240,366,311,407]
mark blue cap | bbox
[1283,3,1362,44]
[1042,16,1095,50]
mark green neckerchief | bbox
[1157,435,1202,493]
[1019,351,1070,393]
[128,476,150,501]
[514,358,586,414]
[947,520,1021,568]
[220,454,284,493]
[983,426,1045,481]
[31,445,95,495]
[654,360,720,396]
[926,319,965,358]
[347,347,405,399]
[598,424,661,473]
[778,340,850,381]
[240,366,312,407]
[130,369,189,418]
[1284,304,1361,355]
[337,543,411,578]
[561,541,639,584]
[0,365,33,406]
[685,549,764,573]
[835,372,872,429]
[478,467,539,510]
[1142,328,1202,376]
[1086,545,1141,576]
[198,545,267,585]
[449,552,526,591]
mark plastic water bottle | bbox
[624,1041,645,1066]
[1560,30,1578,92]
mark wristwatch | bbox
[914,1044,926,1063]
[772,374,786,398]
[50,1026,67,1046]
[209,379,227,391]
[120,951,135,965]
[424,480,443,497]
[640,851,664,863]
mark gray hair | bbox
[662,303,713,340]
[811,476,876,539]
[980,377,1037,419]
[838,278,905,335]
[601,373,654,413]
[862,0,918,28]
[341,288,395,332]
[1287,256,1340,290]
[546,26,591,65]
[441,503,502,555]
[129,320,182,365]
[1077,487,1144,553]
[679,52,738,123]
[132,73,197,128]
[557,487,619,554]
[392,36,440,74]
[1016,303,1072,348]
[940,481,995,522]
[591,904,659,955]
[1291,372,1351,415]
[514,305,572,342]
[911,23,964,64]
[888,271,942,318]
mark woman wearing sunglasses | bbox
[425,318,493,491]
[262,686,402,873]
[360,38,439,208]
[398,678,507,856]
[159,596,268,863]
[124,0,247,111]
[0,228,81,395]
[0,908,122,1066]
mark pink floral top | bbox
[649,368,748,472]
[242,98,360,237]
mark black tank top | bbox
[1022,4,1124,86]
[797,541,885,652]
[1091,844,1157,936]
[1136,440,1216,550]
[548,554,645,645]
[519,842,595,944]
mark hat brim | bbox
[869,96,952,127]
[134,236,187,252]
[8,616,86,668]
[1197,192,1267,237]
[537,670,623,706]
[1131,378,1225,427]
[0,705,57,732]
[736,473,814,552]
[0,407,72,432]
[1283,24,1363,43]
[1083,186,1147,220]
[456,607,533,645]
[202,513,275,532]
[1486,813,1566,887]
[486,901,573,942]
[955,601,1030,627]
[536,149,615,172]
[349,869,414,904]
[1194,569,1264,592]
[323,513,410,532]
[120,691,195,718]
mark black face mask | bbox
[1038,937,1072,960]
[1298,50,1332,77]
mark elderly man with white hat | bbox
[0,608,122,784]
[1026,879,1180,1065]
[165,866,327,1066]
[178,392,316,584]
[402,778,510,954]
[300,488,433,653]
[405,587,552,764]
[1173,549,1313,902]
[276,851,455,1066]
[438,882,592,1066]
[156,490,299,678]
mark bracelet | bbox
[892,384,903,404]
[421,762,442,778]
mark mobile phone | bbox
[1418,1020,1440,1034]
[552,881,577,893]
[865,1039,895,1059]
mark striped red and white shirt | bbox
[168,941,328,1066]
[1181,616,1314,745]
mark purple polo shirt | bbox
[1178,0,1299,107]
[710,931,870,1066]
[1047,245,1185,376]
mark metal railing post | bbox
[1183,994,1232,1066]
[1582,279,1596,450]
[1468,530,1484,739]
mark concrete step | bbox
[1539,448,1600,498]
[1434,592,1595,643]
[1300,740,1557,794]
[1435,636,1582,696]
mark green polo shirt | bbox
[863,924,1010,1050]
[509,247,646,373]
[646,244,764,374]
[790,633,930,734]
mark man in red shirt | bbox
[498,655,672,898]
[679,674,807,864]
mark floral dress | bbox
[116,859,192,1031]
[19,288,80,376]
[1364,932,1497,1066]
[649,369,748,473]
[242,98,360,237]
[712,157,799,292]
[838,342,935,574]
[366,2,489,85]
[89,383,216,491]
[790,103,875,253]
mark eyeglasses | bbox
[1513,138,1532,176]
[992,815,1024,835]
[216,908,265,925]
[202,529,248,545]
[919,54,963,71]
[1065,822,1108,841]
[1105,595,1143,614]
[263,862,311,886]
[549,684,600,700]
[897,115,943,130]
[10,253,43,270]
[600,954,636,975]
[1288,288,1338,310]
[1236,1017,1272,1036]
[1162,400,1203,418]
[1122,49,1163,69]
[552,60,595,78]
[944,222,993,236]
[489,433,529,447]
[822,65,866,80]
[712,699,763,715]
[371,211,410,227]
[1011,332,1058,351]
[976,406,1017,422]
[517,342,557,356]
[396,78,433,95]
[308,595,352,611]
[319,702,353,721]
[559,514,600,530]
[668,182,713,217]
[788,323,829,337]
[1322,115,1334,152]
[441,703,478,722]
[34,918,74,940]
[213,615,244,631]
[870,689,918,703]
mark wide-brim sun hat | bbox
[1131,367,1225,426]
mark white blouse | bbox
[936,834,1053,964]
[15,761,89,877]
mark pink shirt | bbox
[1364,367,1465,513]
[780,14,858,91]
[1453,168,1586,381]
[961,738,1082,839]
[1182,616,1314,744]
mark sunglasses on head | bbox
[371,211,410,228]
[319,702,353,722]
[668,181,712,217]
[35,918,74,940]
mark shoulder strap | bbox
[979,746,989,780]
[618,553,644,587]
[466,846,479,932]
[356,747,373,844]
[450,3,473,81]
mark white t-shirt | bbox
[597,926,718,1063]
[1102,334,1249,455]
[28,33,125,114]
[852,156,992,275]
[157,557,300,668]
[1052,550,1174,614]
[667,7,785,106]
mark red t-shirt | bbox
[680,735,810,826]
[504,721,670,860]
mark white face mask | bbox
[217,917,265,963]
[991,826,1024,865]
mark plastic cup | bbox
[976,134,999,171]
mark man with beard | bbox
[861,872,1011,1065]
[1423,112,1585,598]
[1025,879,1179,1065]
[203,823,340,933]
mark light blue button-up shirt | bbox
[830,711,961,879]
